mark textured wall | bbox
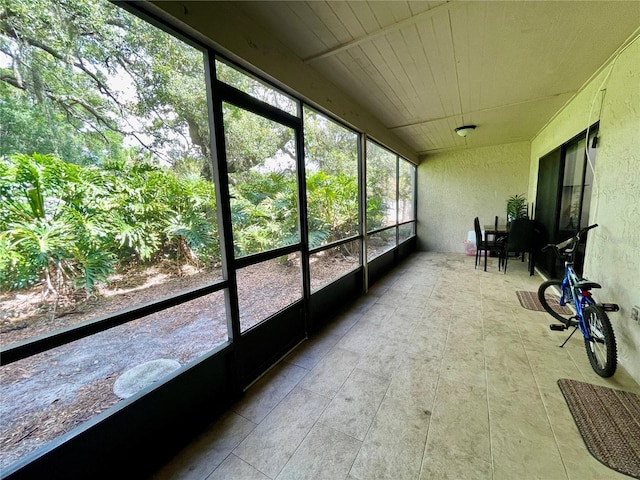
[416,142,530,252]
[531,36,640,383]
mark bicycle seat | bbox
[576,280,601,290]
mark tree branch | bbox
[2,24,124,109]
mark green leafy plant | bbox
[1,154,115,298]
[506,194,528,221]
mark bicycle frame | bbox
[559,260,596,341]
[540,223,618,377]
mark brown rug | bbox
[558,378,640,479]
[516,290,573,314]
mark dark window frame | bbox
[1,3,419,473]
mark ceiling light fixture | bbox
[455,125,477,137]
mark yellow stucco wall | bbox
[416,142,531,253]
[531,35,640,383]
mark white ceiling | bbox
[233,1,640,155]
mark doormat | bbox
[516,290,572,314]
[558,378,640,479]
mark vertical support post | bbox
[360,134,368,294]
[206,54,242,391]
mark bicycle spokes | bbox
[539,224,617,377]
[588,313,605,338]
[583,306,617,377]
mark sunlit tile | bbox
[386,353,440,409]
[208,454,269,480]
[297,347,360,398]
[233,387,330,478]
[489,387,565,479]
[318,368,389,440]
[276,424,361,480]
[233,362,308,424]
[439,335,486,387]
[350,394,431,480]
[419,443,492,480]
[427,378,490,461]
[152,412,256,480]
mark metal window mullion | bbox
[413,163,418,235]
[208,60,241,349]
[309,234,361,255]
[234,244,301,270]
[367,225,397,236]
[395,155,400,247]
[0,283,225,365]
[218,82,299,129]
[296,117,311,337]
[360,134,368,293]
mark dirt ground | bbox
[0,252,358,470]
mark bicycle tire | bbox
[538,280,573,324]
[584,305,617,377]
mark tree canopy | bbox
[1,0,209,165]
[0,0,396,301]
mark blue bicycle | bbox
[537,224,618,377]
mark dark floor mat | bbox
[516,290,572,314]
[558,378,640,479]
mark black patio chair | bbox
[474,217,504,272]
[503,218,535,274]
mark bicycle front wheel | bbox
[538,280,573,324]
[584,305,617,377]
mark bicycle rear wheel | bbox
[584,305,617,377]
[538,280,573,324]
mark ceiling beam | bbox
[302,1,454,63]
[387,91,577,130]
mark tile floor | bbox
[152,252,640,480]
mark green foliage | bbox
[1,0,209,167]
[0,153,219,294]
[506,194,527,220]
[398,160,416,222]
[0,231,36,289]
[230,171,299,256]
[1,153,114,294]
[223,103,294,175]
[366,141,397,230]
[227,168,363,257]
[303,107,358,175]
[306,171,358,243]
[303,107,363,247]
[0,0,411,303]
[72,251,114,293]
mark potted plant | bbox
[506,194,527,222]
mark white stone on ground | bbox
[113,359,181,399]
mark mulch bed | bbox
[0,252,357,469]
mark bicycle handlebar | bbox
[541,224,598,257]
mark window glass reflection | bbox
[366,142,397,230]
[367,228,396,260]
[216,60,298,115]
[222,103,299,257]
[304,107,359,246]
[398,159,416,223]
[236,255,303,332]
[310,241,360,291]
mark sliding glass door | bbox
[535,126,597,277]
